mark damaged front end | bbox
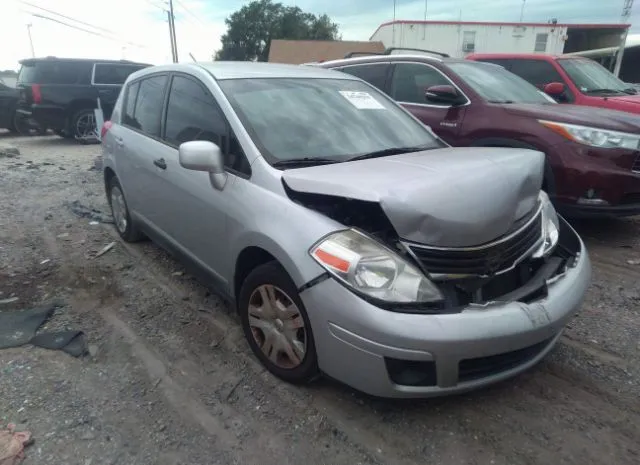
[288,185,580,313]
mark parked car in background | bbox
[0,79,19,132]
[317,55,640,218]
[467,53,640,114]
[16,57,150,140]
[102,61,590,398]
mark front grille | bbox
[406,211,543,277]
[632,154,640,173]
[458,337,553,383]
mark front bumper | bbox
[550,141,640,218]
[300,229,591,398]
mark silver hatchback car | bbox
[102,62,591,398]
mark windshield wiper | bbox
[272,157,339,168]
[623,87,638,95]
[584,88,625,95]
[347,145,431,162]
[488,99,515,104]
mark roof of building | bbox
[268,39,386,64]
[371,20,631,40]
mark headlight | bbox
[310,229,443,305]
[539,120,640,149]
[533,191,560,258]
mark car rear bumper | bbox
[300,224,591,398]
[20,104,66,130]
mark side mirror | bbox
[543,82,565,97]
[179,140,227,191]
[425,85,462,105]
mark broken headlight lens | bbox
[310,229,443,304]
[533,191,560,258]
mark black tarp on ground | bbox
[0,302,87,357]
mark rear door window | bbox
[390,63,451,105]
[336,63,391,92]
[123,81,140,127]
[125,75,167,137]
[93,64,146,85]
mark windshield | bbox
[218,78,443,165]
[558,58,631,94]
[447,62,555,104]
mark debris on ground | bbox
[0,423,32,465]
[63,200,112,224]
[93,242,115,259]
[0,145,20,158]
[0,298,19,305]
[0,302,87,357]
[627,259,640,266]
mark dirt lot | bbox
[1,131,639,465]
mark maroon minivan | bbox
[318,55,640,218]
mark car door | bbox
[388,62,467,144]
[117,73,171,231]
[155,73,251,282]
[507,59,575,103]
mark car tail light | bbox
[101,120,112,140]
[31,84,42,104]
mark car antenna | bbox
[189,53,197,62]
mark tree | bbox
[215,0,340,62]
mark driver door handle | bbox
[153,158,167,170]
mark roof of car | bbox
[467,53,584,61]
[318,54,467,68]
[129,61,356,81]
[19,57,150,66]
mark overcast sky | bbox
[0,0,637,70]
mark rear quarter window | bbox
[93,64,147,85]
[18,61,92,85]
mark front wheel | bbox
[238,262,319,384]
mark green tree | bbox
[216,0,340,61]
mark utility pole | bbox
[165,0,178,63]
[614,0,634,77]
[519,0,526,22]
[26,23,35,57]
[422,0,428,40]
[392,0,396,47]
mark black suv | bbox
[16,57,150,139]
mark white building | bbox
[370,20,630,59]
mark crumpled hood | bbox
[282,147,544,247]
[503,103,640,132]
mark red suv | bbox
[317,55,640,217]
[467,53,640,114]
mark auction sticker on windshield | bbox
[339,91,385,110]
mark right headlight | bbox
[533,191,560,258]
[309,229,443,305]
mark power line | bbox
[174,0,207,28]
[19,1,116,35]
[29,12,150,49]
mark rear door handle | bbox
[114,137,124,147]
[153,158,167,170]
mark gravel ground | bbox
[1,131,639,465]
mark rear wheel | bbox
[108,177,144,242]
[70,108,96,139]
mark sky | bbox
[0,0,638,70]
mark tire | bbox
[70,108,96,139]
[238,262,319,384]
[107,177,144,242]
[12,112,31,136]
